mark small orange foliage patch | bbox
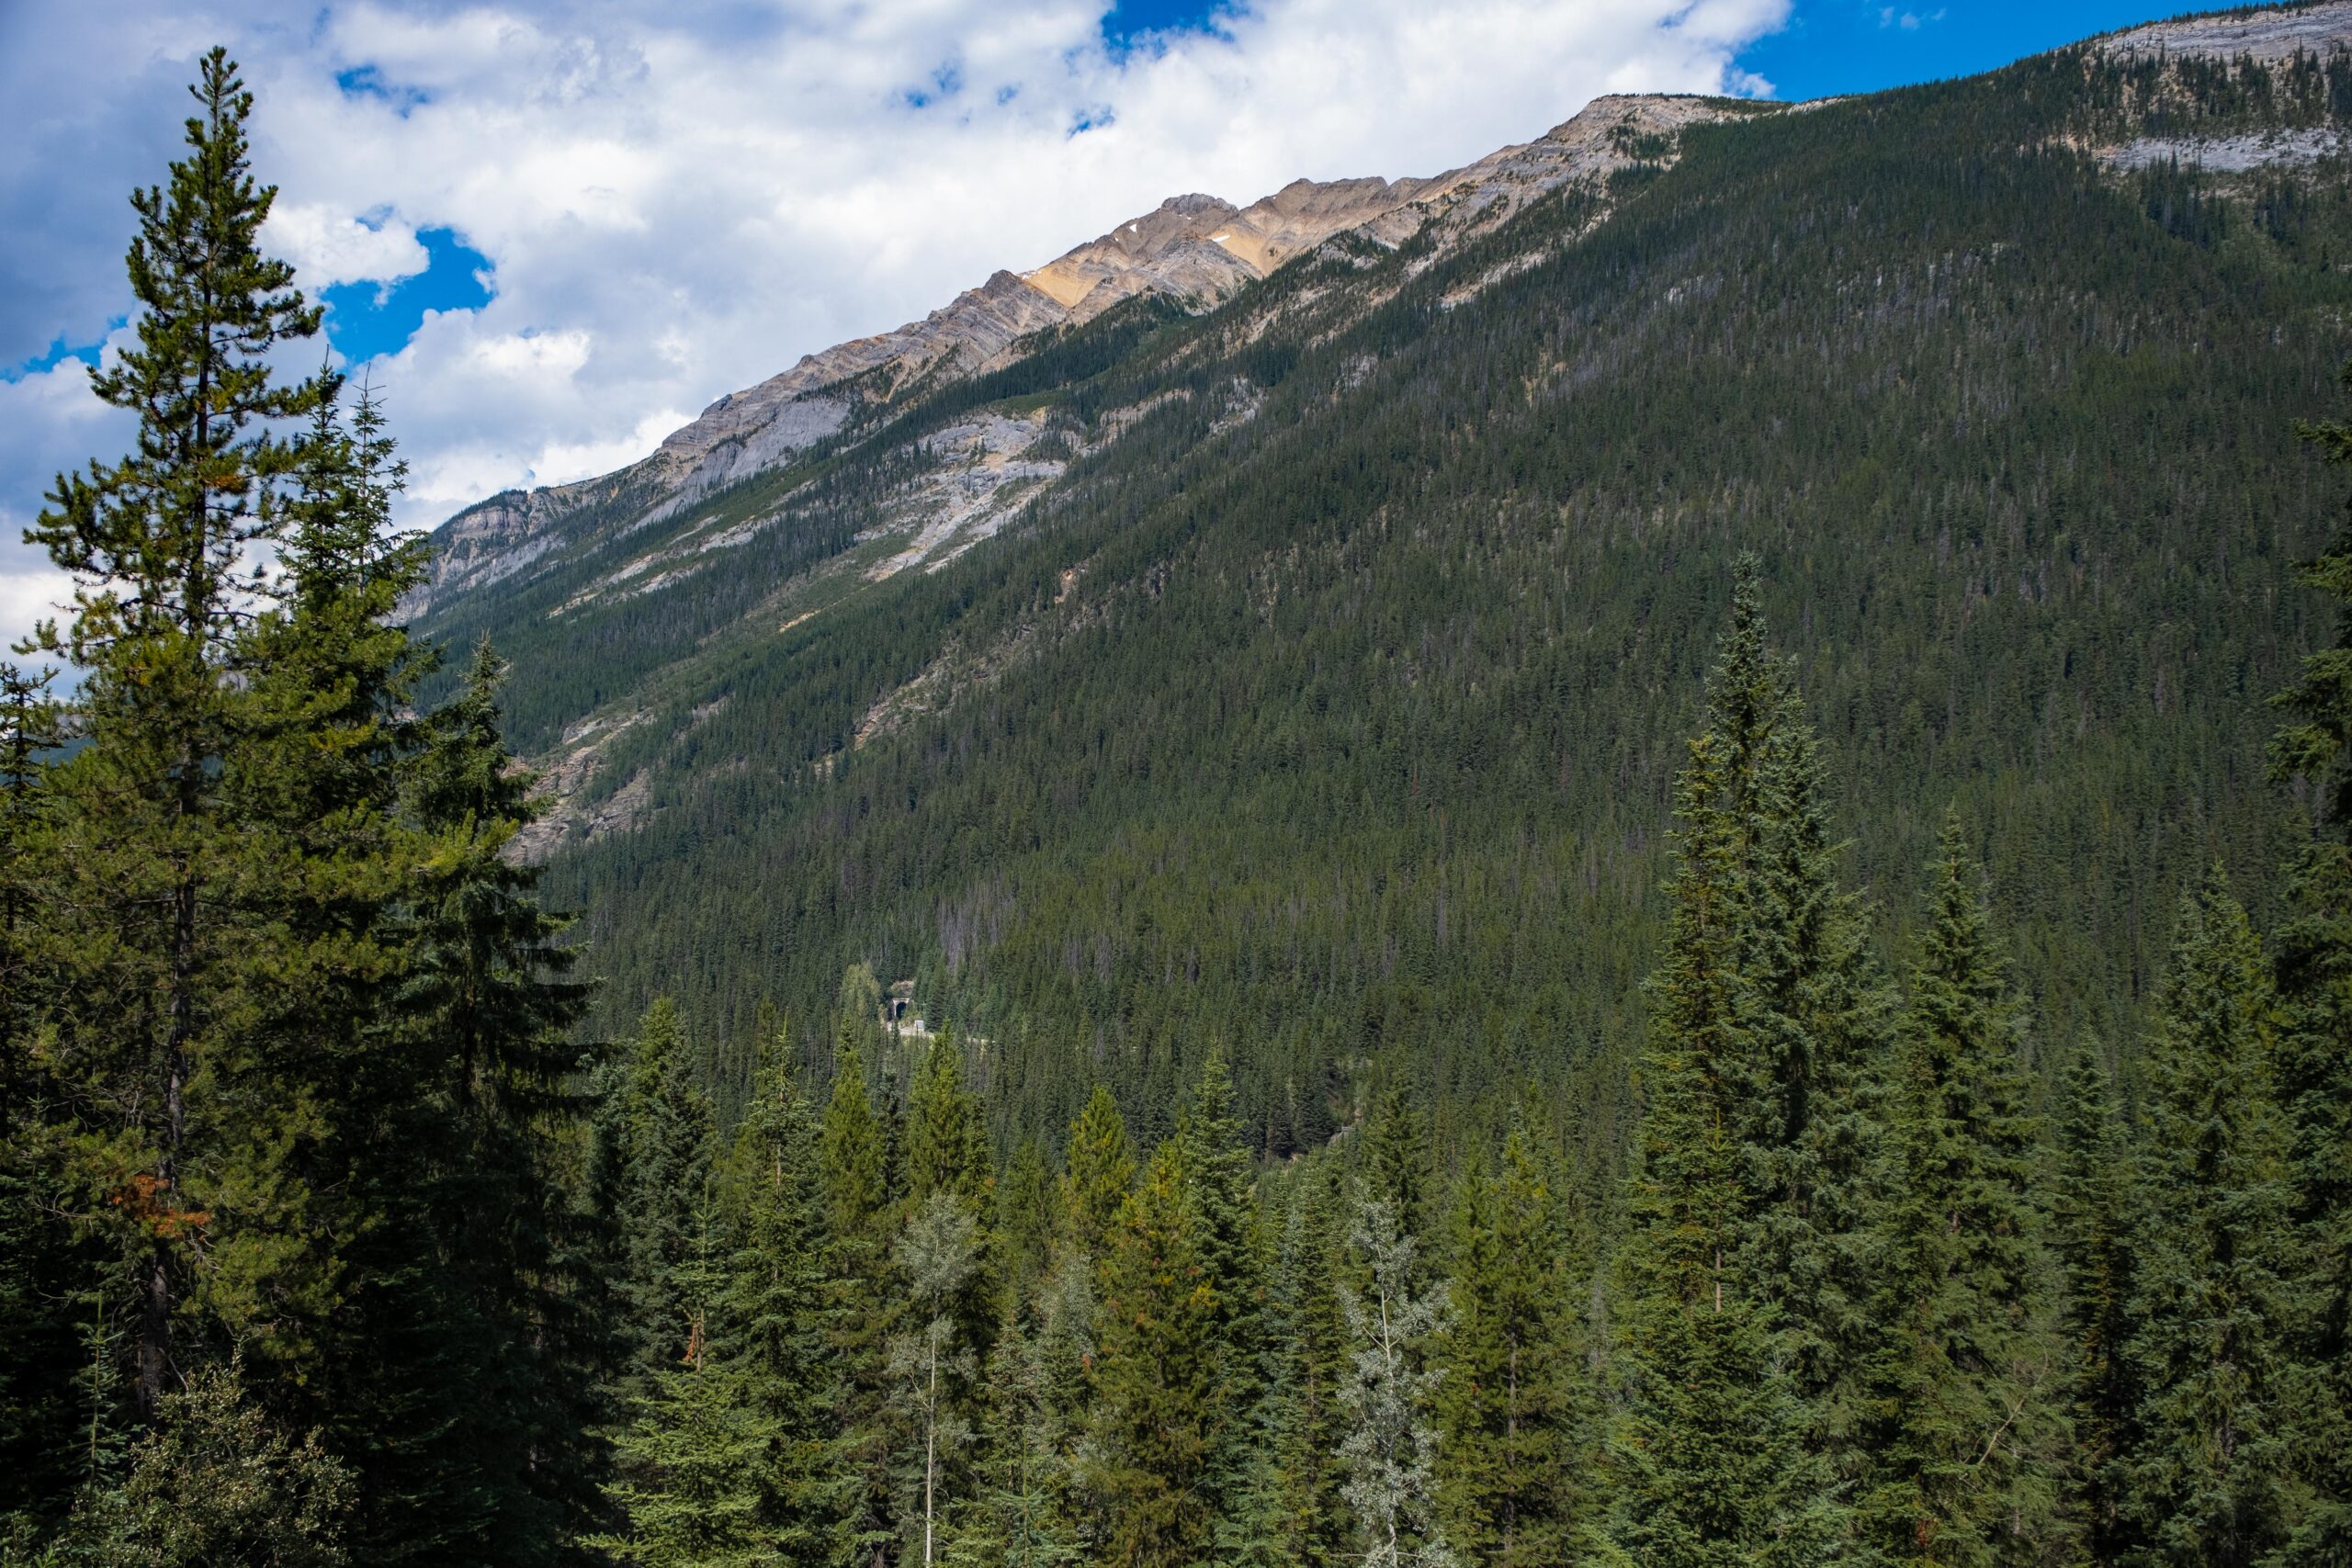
[110,1173,211,1240]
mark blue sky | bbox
[6,0,2194,382]
[321,227,494,366]
[1739,0,2169,98]
[0,0,2213,649]
[1106,0,2181,99]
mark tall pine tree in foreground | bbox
[1855,814,2062,1564]
[1593,571,1831,1568]
[28,44,329,1423]
[2267,363,2352,1562]
[2120,871,2299,1567]
[1436,1126,1592,1566]
[2048,1043,2140,1564]
[1089,1137,1222,1568]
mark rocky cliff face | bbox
[411,91,1745,616]
[2100,0,2352,62]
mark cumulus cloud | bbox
[265,203,433,289]
[0,0,1792,649]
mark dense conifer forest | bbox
[419,19,2352,1168]
[7,20,2352,1568]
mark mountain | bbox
[414,2,2352,1143]
[406,92,1738,620]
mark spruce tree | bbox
[950,1308,1079,1568]
[1591,586,1829,1567]
[615,999,720,1394]
[2048,1043,2139,1563]
[1737,675,1892,1474]
[599,1201,771,1568]
[1261,1162,1352,1568]
[1061,1084,1136,1258]
[2264,367,2352,1562]
[1182,1046,1266,1502]
[598,1350,773,1568]
[823,1036,889,1240]
[908,1034,990,1207]
[715,1032,840,1557]
[1028,1250,1099,1558]
[1436,1127,1592,1566]
[820,1026,898,1568]
[1854,815,2062,1564]
[28,44,329,1420]
[1089,1138,1222,1568]
[995,1139,1057,1305]
[393,635,603,1562]
[2120,871,2298,1567]
[886,1193,984,1568]
[1361,1088,1436,1258]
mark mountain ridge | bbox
[415,1,2352,626]
[407,0,2352,1111]
[409,90,1747,616]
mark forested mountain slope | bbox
[420,2,2352,1149]
[18,22,2352,1564]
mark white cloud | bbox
[263,202,431,289]
[0,0,1793,651]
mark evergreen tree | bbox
[28,44,329,1420]
[1061,1084,1136,1258]
[599,1197,769,1568]
[597,1349,773,1568]
[0,665,81,1530]
[908,1034,990,1207]
[823,1035,889,1241]
[949,1309,1079,1568]
[1361,1088,1435,1259]
[1336,1194,1454,1568]
[392,636,604,1562]
[2120,871,2299,1567]
[1089,1138,1222,1568]
[1436,1127,1592,1566]
[1854,815,2063,1564]
[1591,590,1830,1567]
[2264,367,2352,1562]
[616,999,720,1393]
[995,1138,1057,1305]
[86,1359,354,1568]
[716,1030,840,1558]
[1736,662,1893,1475]
[1182,1046,1267,1515]
[887,1192,984,1568]
[1028,1250,1098,1558]
[2048,1043,2140,1563]
[1260,1162,1352,1568]
[820,1026,897,1568]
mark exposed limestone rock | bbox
[2098,0,2352,63]
[2104,127,2349,170]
